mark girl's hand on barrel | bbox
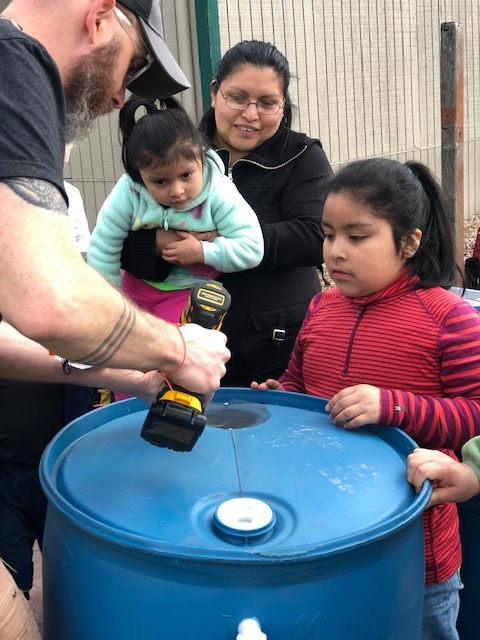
[326,384,381,429]
[250,378,284,392]
[407,448,480,507]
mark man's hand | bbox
[96,369,167,404]
[325,384,381,428]
[168,323,229,398]
[407,448,480,507]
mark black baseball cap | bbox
[118,0,190,99]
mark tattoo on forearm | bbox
[77,299,137,366]
[2,177,67,215]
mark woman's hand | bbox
[154,228,184,255]
[154,228,218,256]
[325,384,381,428]
[162,231,204,265]
[189,230,219,242]
[250,378,285,391]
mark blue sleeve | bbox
[202,176,264,272]
[87,176,136,287]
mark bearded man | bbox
[0,2,230,634]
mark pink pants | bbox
[116,273,191,401]
[122,271,190,323]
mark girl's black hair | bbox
[323,157,461,289]
[205,39,295,129]
[119,95,206,184]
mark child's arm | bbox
[200,177,265,272]
[87,176,136,287]
[327,303,480,449]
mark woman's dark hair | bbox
[323,157,461,289]
[119,95,206,184]
[206,39,295,128]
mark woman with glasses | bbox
[122,39,333,386]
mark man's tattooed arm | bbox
[2,177,67,215]
[76,298,137,367]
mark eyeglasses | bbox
[114,7,154,86]
[217,86,284,115]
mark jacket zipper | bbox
[232,146,308,171]
[343,304,366,375]
[219,145,309,181]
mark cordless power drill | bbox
[140,281,231,452]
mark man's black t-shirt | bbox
[0,20,66,195]
[0,22,71,464]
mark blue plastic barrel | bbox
[40,389,430,640]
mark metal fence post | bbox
[441,22,464,273]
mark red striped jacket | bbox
[280,267,480,585]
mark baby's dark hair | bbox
[323,157,460,289]
[119,95,206,184]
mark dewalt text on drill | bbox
[140,281,231,452]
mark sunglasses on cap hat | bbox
[117,0,190,99]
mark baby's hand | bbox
[250,378,284,391]
[325,384,381,429]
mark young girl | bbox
[87,95,264,323]
[252,158,480,640]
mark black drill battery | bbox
[140,387,207,452]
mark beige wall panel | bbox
[3,0,480,219]
[216,0,480,218]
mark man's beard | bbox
[64,37,122,144]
